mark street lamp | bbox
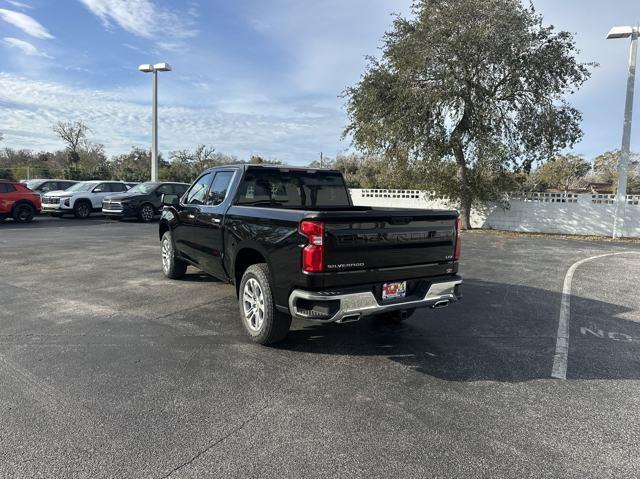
[606,26,638,238]
[138,62,172,182]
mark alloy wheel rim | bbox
[18,206,30,221]
[142,206,153,221]
[161,239,171,272]
[243,278,265,332]
[79,204,89,217]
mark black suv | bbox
[102,182,189,222]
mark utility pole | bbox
[138,63,172,182]
[151,69,158,182]
[607,26,639,238]
[320,152,324,168]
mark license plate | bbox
[382,281,406,300]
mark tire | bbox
[238,263,291,345]
[380,308,416,323]
[12,202,35,223]
[73,200,91,219]
[161,231,187,279]
[138,203,155,222]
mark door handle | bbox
[212,218,221,224]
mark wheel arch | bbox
[159,219,171,241]
[11,199,36,213]
[233,247,269,297]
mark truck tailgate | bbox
[321,210,457,271]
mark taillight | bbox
[300,220,324,272]
[453,216,462,261]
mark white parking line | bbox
[551,251,640,380]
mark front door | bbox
[173,172,215,265]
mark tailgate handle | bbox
[389,217,413,225]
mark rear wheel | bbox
[238,263,291,345]
[12,202,35,223]
[161,231,187,279]
[73,201,91,219]
[138,203,155,222]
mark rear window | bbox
[236,169,350,208]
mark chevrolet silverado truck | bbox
[159,165,462,344]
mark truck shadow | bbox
[276,279,640,382]
[2,216,113,229]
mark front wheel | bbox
[161,231,187,279]
[73,201,91,219]
[238,263,291,345]
[12,203,35,223]
[138,203,155,222]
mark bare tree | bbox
[53,121,90,168]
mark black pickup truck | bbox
[159,164,462,344]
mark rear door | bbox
[322,211,457,272]
[0,183,15,213]
[91,183,117,208]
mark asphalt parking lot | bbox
[1,216,639,478]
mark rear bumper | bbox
[288,275,462,323]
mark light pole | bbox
[607,26,638,239]
[138,62,172,182]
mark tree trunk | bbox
[453,143,473,229]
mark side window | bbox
[156,184,173,195]
[173,184,188,196]
[185,173,213,205]
[207,172,234,206]
[40,182,53,192]
[62,182,74,190]
[0,183,8,193]
[93,183,108,193]
[111,183,127,192]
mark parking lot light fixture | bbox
[607,26,639,239]
[138,62,172,182]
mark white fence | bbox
[350,189,640,238]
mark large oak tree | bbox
[343,0,593,228]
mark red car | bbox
[0,180,42,223]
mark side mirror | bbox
[162,194,179,206]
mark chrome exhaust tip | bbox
[337,314,361,323]
[432,300,450,309]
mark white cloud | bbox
[78,0,197,40]
[0,8,53,39]
[0,73,344,164]
[5,0,32,9]
[3,36,51,57]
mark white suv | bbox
[41,180,130,219]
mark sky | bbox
[0,0,638,165]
